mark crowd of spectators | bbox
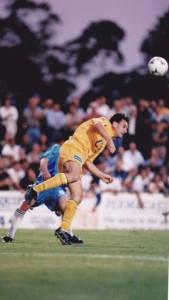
[0,94,169,209]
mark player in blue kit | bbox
[2,144,83,244]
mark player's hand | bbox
[42,171,51,181]
[101,174,113,184]
[106,139,116,154]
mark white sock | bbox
[8,208,26,239]
[68,226,73,236]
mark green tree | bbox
[141,10,169,63]
[66,20,125,74]
[0,0,72,105]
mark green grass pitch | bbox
[0,229,168,300]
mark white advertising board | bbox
[0,191,169,230]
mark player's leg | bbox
[55,194,84,244]
[2,200,35,242]
[55,177,83,245]
[25,149,82,204]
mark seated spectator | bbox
[123,168,138,192]
[26,143,41,175]
[144,148,164,172]
[1,134,22,163]
[70,96,85,116]
[99,175,123,194]
[113,159,128,182]
[108,98,125,118]
[87,96,110,118]
[84,102,102,121]
[20,134,32,154]
[20,167,37,190]
[97,148,115,169]
[146,173,165,194]
[0,158,13,190]
[39,133,51,152]
[122,142,145,172]
[7,161,25,191]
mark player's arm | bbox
[40,157,51,181]
[84,160,113,184]
[92,121,116,154]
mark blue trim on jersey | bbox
[74,155,82,163]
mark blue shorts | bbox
[32,187,66,211]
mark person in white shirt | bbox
[123,142,145,172]
[0,97,19,138]
[1,134,21,163]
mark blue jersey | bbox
[35,144,60,184]
[32,144,67,211]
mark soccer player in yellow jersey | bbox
[25,113,129,245]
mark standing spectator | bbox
[151,121,168,161]
[0,96,19,138]
[44,102,65,142]
[123,105,138,148]
[65,103,84,135]
[22,96,44,145]
[136,99,152,159]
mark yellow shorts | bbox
[58,139,87,173]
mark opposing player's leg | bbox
[2,200,34,242]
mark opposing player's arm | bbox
[92,121,116,154]
[40,157,51,181]
[84,161,113,184]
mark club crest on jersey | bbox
[74,155,82,163]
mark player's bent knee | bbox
[68,173,80,183]
[73,193,83,204]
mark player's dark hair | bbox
[109,113,129,124]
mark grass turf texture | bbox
[0,229,168,300]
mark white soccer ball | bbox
[148,56,168,76]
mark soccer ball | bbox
[148,56,168,76]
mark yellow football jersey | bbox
[59,117,115,168]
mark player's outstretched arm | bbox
[84,161,113,184]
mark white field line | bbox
[0,252,168,262]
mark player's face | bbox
[113,120,128,138]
